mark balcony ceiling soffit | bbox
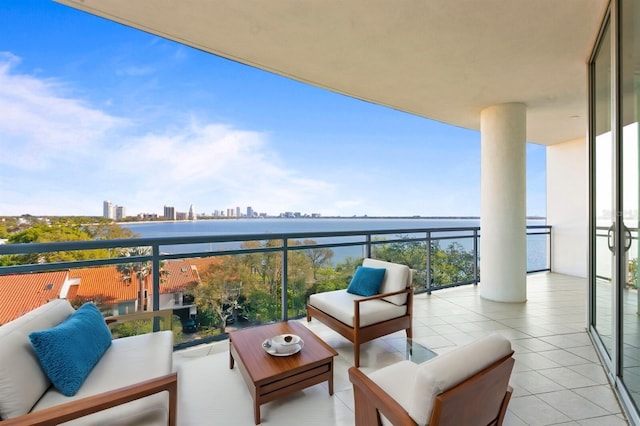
[55,0,608,146]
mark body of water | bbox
[122,218,549,270]
[123,217,491,237]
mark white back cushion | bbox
[0,299,74,419]
[369,333,512,425]
[362,258,411,305]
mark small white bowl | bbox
[272,334,301,346]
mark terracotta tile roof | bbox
[0,271,68,325]
[69,266,138,305]
[0,259,206,324]
[187,257,222,278]
[161,259,199,293]
[66,260,200,304]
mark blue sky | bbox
[0,1,546,218]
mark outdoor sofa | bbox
[0,298,177,425]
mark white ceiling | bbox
[56,0,608,145]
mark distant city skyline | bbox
[0,1,547,218]
[103,199,328,220]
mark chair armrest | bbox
[353,287,412,304]
[348,367,418,426]
[2,372,178,426]
[353,288,412,330]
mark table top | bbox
[229,321,338,383]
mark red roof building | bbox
[0,271,70,325]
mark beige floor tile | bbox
[508,395,571,425]
[537,389,610,420]
[173,273,630,425]
[572,385,623,414]
[539,366,601,388]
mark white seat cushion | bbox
[362,258,411,305]
[368,333,512,425]
[31,330,174,426]
[308,289,407,327]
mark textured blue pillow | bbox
[346,266,386,296]
[29,302,112,396]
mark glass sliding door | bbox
[591,1,640,420]
[592,17,615,362]
[620,0,640,410]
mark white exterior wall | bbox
[546,137,587,277]
[159,292,181,310]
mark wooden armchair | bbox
[307,258,413,367]
[348,334,514,426]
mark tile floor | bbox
[173,272,629,425]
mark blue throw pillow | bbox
[29,302,112,396]
[346,266,386,296]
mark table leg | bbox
[328,361,334,395]
[229,348,235,369]
[254,401,261,424]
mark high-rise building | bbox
[247,206,254,218]
[164,205,176,220]
[115,206,126,220]
[236,206,241,218]
[188,204,196,220]
[103,201,114,219]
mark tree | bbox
[190,255,246,333]
[372,236,476,290]
[1,218,137,265]
[302,241,334,280]
[116,247,167,312]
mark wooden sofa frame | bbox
[306,287,413,367]
[2,372,178,426]
[348,351,515,426]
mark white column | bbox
[480,103,527,302]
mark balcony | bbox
[171,273,625,425]
[0,226,626,424]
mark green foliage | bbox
[110,320,153,339]
[1,217,139,266]
[429,241,475,287]
[372,236,476,291]
[629,258,638,289]
[306,263,354,294]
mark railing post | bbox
[473,229,479,285]
[281,239,288,321]
[426,231,432,294]
[365,234,372,259]
[152,244,161,332]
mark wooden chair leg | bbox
[495,385,513,426]
[354,341,360,367]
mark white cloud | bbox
[0,52,126,171]
[0,54,336,216]
[107,121,336,215]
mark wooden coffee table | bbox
[229,321,338,424]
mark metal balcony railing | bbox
[0,225,551,346]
